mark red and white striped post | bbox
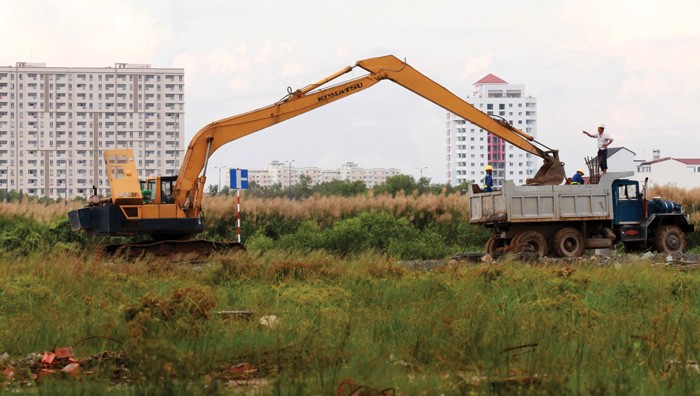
[236,187,241,243]
[231,167,247,243]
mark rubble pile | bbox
[0,347,130,385]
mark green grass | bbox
[0,249,697,394]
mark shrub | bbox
[0,216,46,255]
[322,217,372,256]
[278,220,325,251]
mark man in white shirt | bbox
[582,123,614,174]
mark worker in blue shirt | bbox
[483,165,494,192]
[571,169,585,185]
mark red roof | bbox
[639,157,700,166]
[474,73,507,84]
[676,158,700,165]
[639,157,672,166]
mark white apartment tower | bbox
[446,74,538,188]
[0,62,185,199]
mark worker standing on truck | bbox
[582,124,613,174]
[571,169,585,185]
[483,165,494,192]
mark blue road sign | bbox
[230,168,248,189]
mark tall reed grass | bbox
[204,191,469,226]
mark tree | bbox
[207,184,219,196]
[416,176,431,195]
[317,180,367,197]
[291,174,313,199]
[373,175,416,196]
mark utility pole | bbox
[285,160,295,200]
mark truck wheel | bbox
[654,225,687,254]
[512,231,548,257]
[552,227,585,258]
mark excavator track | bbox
[101,239,245,262]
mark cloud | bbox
[206,45,250,74]
[0,0,169,66]
[335,46,350,57]
[172,41,302,93]
[256,40,275,64]
[281,60,306,77]
[227,76,251,91]
[459,52,494,82]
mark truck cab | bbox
[613,178,693,252]
[612,179,644,225]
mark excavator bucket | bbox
[526,151,566,185]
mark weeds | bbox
[0,250,697,394]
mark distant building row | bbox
[226,161,401,189]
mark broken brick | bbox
[41,352,56,365]
[54,347,75,360]
[61,363,80,378]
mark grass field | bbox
[0,189,698,394]
[0,248,698,394]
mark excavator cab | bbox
[141,176,177,205]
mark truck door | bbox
[612,180,643,224]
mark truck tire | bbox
[512,231,548,257]
[654,225,687,254]
[552,227,585,258]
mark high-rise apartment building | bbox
[446,74,538,188]
[0,62,185,199]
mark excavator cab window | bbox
[160,176,177,204]
[139,180,152,203]
[142,179,157,204]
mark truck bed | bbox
[468,172,633,224]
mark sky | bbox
[1,0,699,185]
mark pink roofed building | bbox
[446,73,538,187]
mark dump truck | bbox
[469,172,694,257]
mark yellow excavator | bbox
[68,55,565,257]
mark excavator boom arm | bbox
[174,55,563,211]
[355,56,547,156]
